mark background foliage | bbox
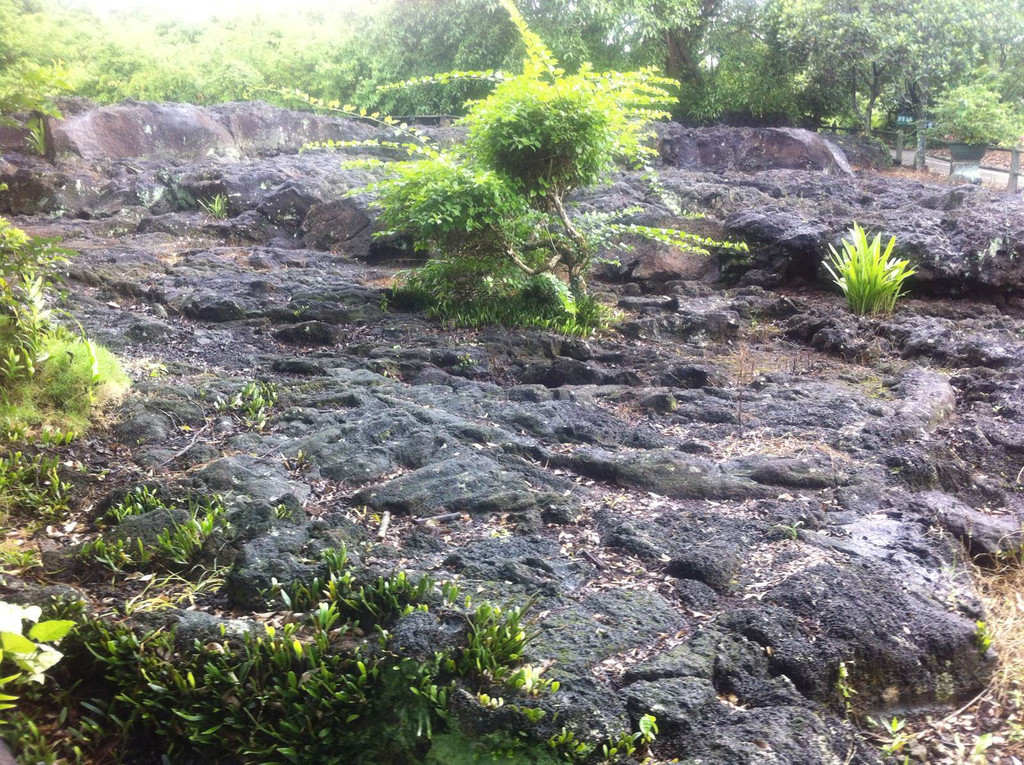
[0,0,1021,131]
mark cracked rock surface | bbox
[3,101,1023,764]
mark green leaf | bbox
[28,619,75,643]
[1,631,37,654]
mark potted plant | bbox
[934,83,1018,152]
[932,83,1019,181]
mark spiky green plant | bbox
[198,194,229,219]
[824,223,915,315]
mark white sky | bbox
[64,0,380,22]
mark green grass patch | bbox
[391,259,616,336]
[0,334,129,435]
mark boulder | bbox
[209,101,375,156]
[49,101,239,161]
[657,124,853,175]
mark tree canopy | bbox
[0,0,1021,133]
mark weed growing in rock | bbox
[152,497,228,566]
[0,542,40,573]
[836,659,858,714]
[824,223,915,315]
[391,259,615,336]
[0,450,71,525]
[80,495,229,573]
[103,486,164,525]
[38,548,569,763]
[198,193,229,219]
[867,715,910,757]
[215,380,278,430]
[78,536,153,572]
[24,117,47,156]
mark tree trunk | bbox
[664,0,720,104]
[568,264,587,303]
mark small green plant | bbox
[868,715,911,756]
[272,502,296,521]
[198,194,229,219]
[599,714,658,762]
[215,380,278,430]
[836,660,858,714]
[457,599,538,685]
[0,542,40,572]
[103,486,164,525]
[824,223,915,315]
[37,427,76,447]
[79,536,153,572]
[284,448,311,472]
[81,496,228,573]
[152,497,228,566]
[975,620,993,655]
[774,520,804,540]
[23,117,46,156]
[0,450,71,524]
[0,601,75,710]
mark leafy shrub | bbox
[933,82,1021,147]
[331,0,746,333]
[0,61,68,129]
[0,450,71,524]
[0,601,75,711]
[0,218,128,433]
[58,553,548,763]
[824,223,915,315]
[391,257,613,335]
[0,218,67,383]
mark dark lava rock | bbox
[657,124,853,175]
[49,101,239,161]
[353,454,571,521]
[301,198,372,251]
[48,100,377,161]
[194,456,310,514]
[914,491,1024,562]
[10,100,1022,764]
[520,357,641,388]
[272,321,342,346]
[826,133,893,170]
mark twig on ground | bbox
[155,422,212,470]
[582,549,604,570]
[377,511,391,539]
[412,512,464,525]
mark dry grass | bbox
[876,166,963,186]
[975,558,1024,708]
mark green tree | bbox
[783,0,906,133]
[332,0,744,332]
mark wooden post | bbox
[1009,148,1020,194]
[895,130,904,166]
[914,120,927,171]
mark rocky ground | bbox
[2,102,1023,764]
